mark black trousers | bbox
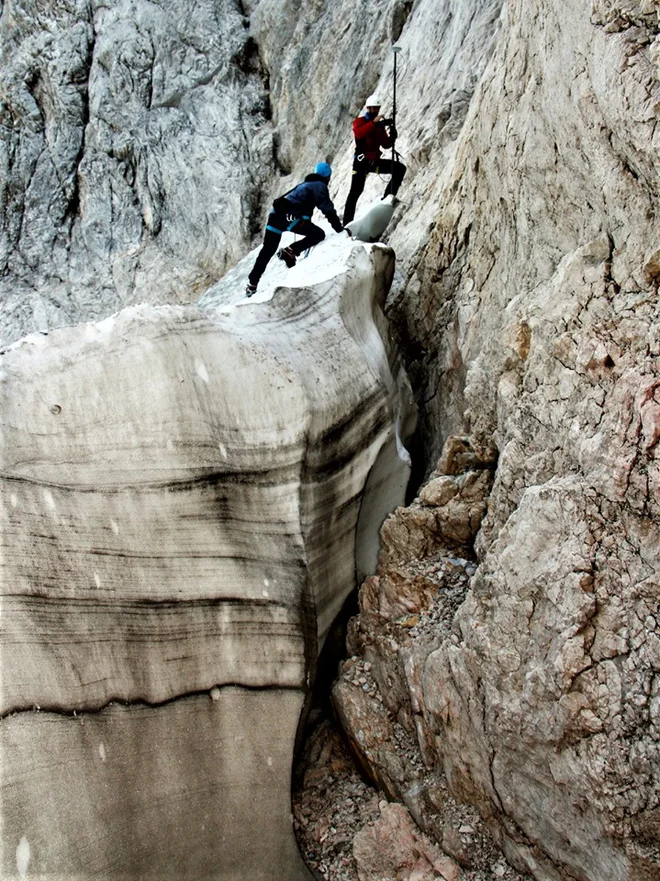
[342,156,406,225]
[248,212,326,286]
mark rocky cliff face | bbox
[332,1,660,880]
[1,0,274,344]
[1,0,659,880]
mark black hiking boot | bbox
[277,247,297,268]
[245,282,257,297]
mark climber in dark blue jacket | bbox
[246,162,345,296]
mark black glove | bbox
[377,117,394,127]
[390,125,398,140]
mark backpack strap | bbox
[272,184,300,214]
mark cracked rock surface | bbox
[292,717,529,881]
[1,0,273,346]
[335,1,660,879]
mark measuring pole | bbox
[391,45,402,171]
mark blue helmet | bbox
[314,161,332,179]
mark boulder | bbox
[353,801,462,881]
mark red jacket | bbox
[352,112,392,160]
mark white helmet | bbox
[365,94,381,108]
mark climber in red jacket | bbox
[342,94,406,225]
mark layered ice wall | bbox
[0,234,414,879]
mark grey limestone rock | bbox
[1,0,274,347]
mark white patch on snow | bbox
[99,742,107,762]
[395,430,412,466]
[110,519,119,534]
[263,578,270,587]
[94,573,101,589]
[9,331,49,351]
[198,207,386,310]
[96,315,117,336]
[16,837,30,878]
[218,442,228,459]
[166,438,174,451]
[209,686,221,701]
[10,494,18,508]
[262,590,269,598]
[267,756,273,767]
[42,489,56,510]
[195,359,210,383]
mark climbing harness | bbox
[266,213,310,234]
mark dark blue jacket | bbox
[276,174,343,232]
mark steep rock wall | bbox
[1,0,274,345]
[411,6,660,875]
[0,0,505,348]
[335,1,660,880]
